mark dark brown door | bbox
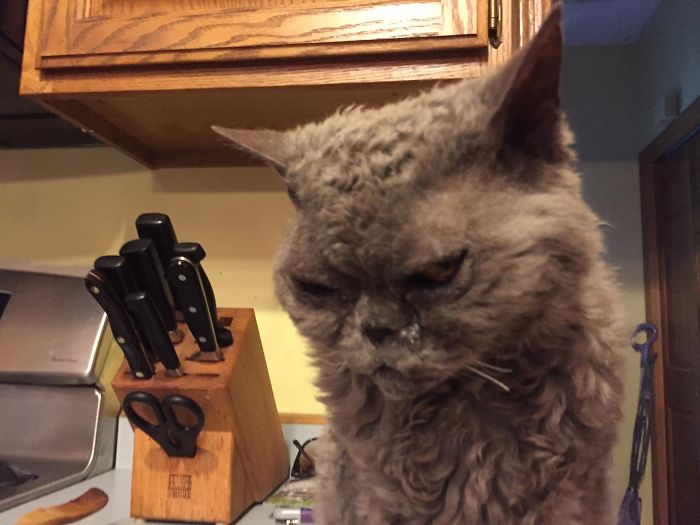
[654,130,700,525]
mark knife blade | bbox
[166,256,223,361]
[85,270,154,380]
[125,291,184,377]
[173,242,233,347]
[119,239,182,344]
[93,255,157,364]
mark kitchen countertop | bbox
[0,418,323,524]
[0,469,278,524]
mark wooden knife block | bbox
[112,308,289,524]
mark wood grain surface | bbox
[278,412,327,425]
[21,0,551,167]
[38,0,484,69]
[112,308,289,523]
[21,0,539,97]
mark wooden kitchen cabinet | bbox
[20,0,551,167]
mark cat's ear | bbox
[487,5,566,165]
[212,125,304,208]
[212,126,289,174]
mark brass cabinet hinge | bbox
[489,0,503,48]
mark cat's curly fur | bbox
[215,6,625,524]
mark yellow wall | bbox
[581,161,651,524]
[0,149,650,520]
[0,147,324,414]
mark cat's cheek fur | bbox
[274,275,345,344]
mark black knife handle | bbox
[94,254,157,364]
[172,242,205,263]
[166,257,220,357]
[94,255,139,298]
[136,213,178,272]
[85,270,154,380]
[173,242,233,348]
[120,239,177,332]
[125,291,183,377]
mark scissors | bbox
[122,391,205,457]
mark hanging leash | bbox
[617,322,658,525]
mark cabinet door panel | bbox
[37,0,487,69]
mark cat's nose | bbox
[362,326,397,346]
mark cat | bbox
[214,6,625,524]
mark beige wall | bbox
[0,148,650,521]
[0,147,324,414]
[635,0,700,148]
[580,160,651,525]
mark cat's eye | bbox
[407,250,467,287]
[291,276,338,298]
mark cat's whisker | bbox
[465,365,511,392]
[473,361,514,374]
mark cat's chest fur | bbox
[324,368,606,525]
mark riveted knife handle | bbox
[173,242,233,348]
[125,291,183,377]
[120,238,178,334]
[85,270,154,380]
[172,242,205,263]
[94,255,157,364]
[166,256,222,360]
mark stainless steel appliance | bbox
[0,269,120,511]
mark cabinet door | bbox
[36,0,487,69]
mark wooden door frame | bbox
[639,94,700,525]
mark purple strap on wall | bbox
[617,322,658,525]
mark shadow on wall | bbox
[579,161,644,292]
[148,166,294,263]
[0,146,285,194]
[0,147,295,264]
[153,166,285,194]
[562,44,640,163]
[0,146,134,181]
[562,0,700,163]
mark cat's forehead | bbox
[287,173,505,278]
[280,78,502,274]
[284,77,490,204]
[291,183,416,275]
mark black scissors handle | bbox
[123,391,205,457]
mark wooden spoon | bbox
[14,488,108,525]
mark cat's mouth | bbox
[374,364,405,381]
[372,358,513,395]
[372,356,457,384]
[372,362,447,390]
[371,364,439,400]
